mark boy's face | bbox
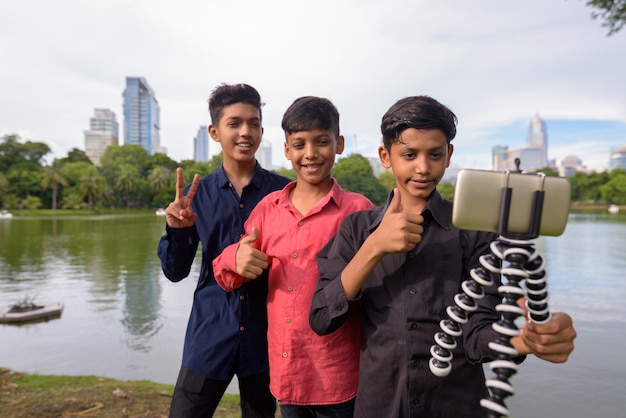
[379,128,453,210]
[208,103,262,163]
[284,128,344,187]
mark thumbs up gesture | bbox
[235,227,269,279]
[373,188,424,254]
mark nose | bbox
[240,122,253,137]
[415,155,430,174]
[304,142,318,159]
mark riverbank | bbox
[0,368,242,418]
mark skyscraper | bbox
[194,125,209,162]
[525,113,548,168]
[84,108,119,165]
[492,114,550,172]
[122,77,161,155]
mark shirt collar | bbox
[370,188,451,231]
[276,178,342,209]
[217,160,264,190]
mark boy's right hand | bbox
[165,167,200,228]
[373,189,424,254]
[236,227,269,279]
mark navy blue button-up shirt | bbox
[158,163,290,379]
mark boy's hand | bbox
[512,298,577,363]
[373,189,424,254]
[166,167,200,228]
[235,227,269,279]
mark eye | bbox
[291,142,304,149]
[403,152,416,159]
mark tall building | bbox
[122,77,160,155]
[492,114,550,172]
[257,140,273,169]
[526,113,548,168]
[84,108,119,165]
[559,155,587,177]
[609,145,626,170]
[194,126,209,163]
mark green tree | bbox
[41,161,68,210]
[147,152,178,173]
[148,166,174,207]
[274,167,297,180]
[115,164,141,209]
[437,182,455,201]
[99,145,150,185]
[378,171,396,192]
[599,168,626,203]
[333,154,388,205]
[0,134,51,173]
[57,148,93,165]
[7,163,42,199]
[584,0,626,35]
[80,165,107,210]
[61,191,85,213]
[0,172,8,207]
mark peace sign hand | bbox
[165,167,200,228]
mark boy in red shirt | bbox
[213,96,373,417]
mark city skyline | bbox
[2,1,625,172]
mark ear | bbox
[336,135,345,155]
[208,124,219,141]
[378,145,391,169]
[283,141,291,160]
[446,144,454,167]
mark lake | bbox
[1,211,625,417]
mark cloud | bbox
[1,0,625,171]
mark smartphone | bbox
[452,169,571,237]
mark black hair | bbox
[208,83,263,124]
[380,95,457,150]
[281,96,340,138]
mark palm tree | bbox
[147,166,171,195]
[80,165,105,210]
[115,164,140,209]
[41,163,68,210]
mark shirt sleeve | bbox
[310,215,361,336]
[213,242,247,291]
[212,201,267,292]
[157,224,199,282]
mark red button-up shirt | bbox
[213,179,373,405]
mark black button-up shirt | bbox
[310,190,502,418]
[158,163,289,379]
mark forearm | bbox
[213,243,247,291]
[157,226,198,281]
[340,237,386,299]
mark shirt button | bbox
[282,352,288,358]
[292,253,298,258]
[287,286,293,291]
[410,322,418,330]
[335,304,343,311]
[240,295,245,301]
[239,203,244,209]
[285,317,291,323]
[228,182,233,188]
[298,220,304,226]
[239,326,245,331]
[409,288,416,295]
[408,252,415,258]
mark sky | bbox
[1,0,626,172]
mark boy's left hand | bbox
[513,299,577,363]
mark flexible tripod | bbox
[429,166,555,418]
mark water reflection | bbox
[0,214,166,352]
[1,212,626,413]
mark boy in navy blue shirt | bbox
[158,83,289,417]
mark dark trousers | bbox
[279,399,355,418]
[168,365,276,418]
